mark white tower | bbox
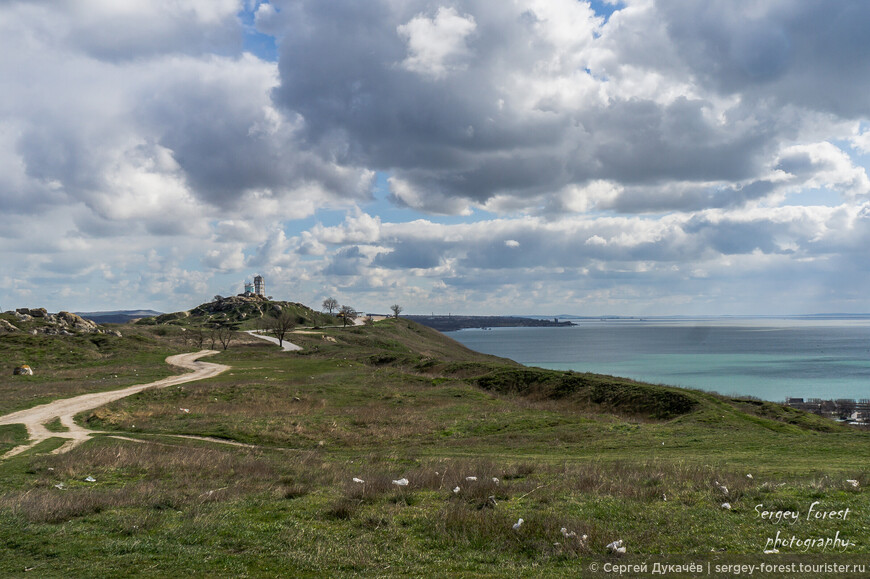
[253,275,265,297]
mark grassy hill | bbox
[136,295,339,330]
[0,311,185,416]
[0,313,867,576]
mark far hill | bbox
[135,295,338,329]
[76,310,163,324]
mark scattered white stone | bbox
[606,539,625,555]
[453,486,461,494]
[747,474,753,479]
[763,549,779,554]
[846,479,860,488]
[84,476,96,483]
[721,502,732,510]
[662,494,667,501]
[718,485,729,495]
[352,478,365,484]
[54,483,66,490]
[465,476,477,481]
[391,478,409,487]
[180,408,190,413]
[512,518,524,530]
[560,527,577,539]
[492,477,500,485]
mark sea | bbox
[447,317,870,402]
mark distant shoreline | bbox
[404,315,574,332]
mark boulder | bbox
[13,365,33,376]
[14,311,32,322]
[0,319,19,333]
[29,308,48,318]
[57,311,98,332]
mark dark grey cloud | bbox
[373,242,444,270]
[657,1,870,118]
[265,0,868,215]
[322,245,368,276]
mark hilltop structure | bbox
[240,275,266,298]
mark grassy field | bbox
[0,315,186,416]
[0,317,868,577]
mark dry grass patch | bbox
[0,439,334,523]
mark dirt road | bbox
[0,351,228,459]
[245,330,302,351]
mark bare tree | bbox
[269,311,297,346]
[390,304,403,319]
[322,297,339,314]
[191,325,206,349]
[216,326,235,350]
[338,305,357,327]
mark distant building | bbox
[239,276,265,298]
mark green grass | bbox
[1,317,868,577]
[43,417,69,432]
[0,319,186,415]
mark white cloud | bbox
[776,142,870,199]
[397,7,477,79]
[312,210,382,245]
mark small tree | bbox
[216,325,235,350]
[207,326,219,349]
[390,304,403,319]
[338,305,357,327]
[269,311,297,347]
[191,325,206,349]
[322,297,339,314]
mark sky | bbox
[2,0,870,317]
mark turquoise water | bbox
[447,319,870,401]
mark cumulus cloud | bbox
[776,142,870,199]
[3,0,870,315]
[290,203,870,314]
[266,0,870,218]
